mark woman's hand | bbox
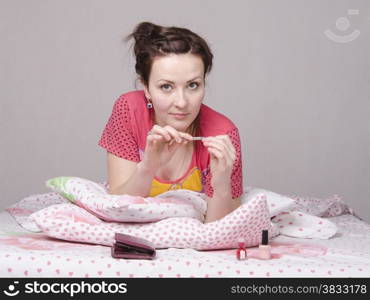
[141,125,193,173]
[202,135,236,191]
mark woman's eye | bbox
[189,82,199,89]
[160,82,199,91]
[160,84,172,91]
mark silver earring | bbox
[147,102,153,109]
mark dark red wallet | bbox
[111,233,156,260]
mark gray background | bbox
[1,0,369,221]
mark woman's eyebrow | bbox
[157,76,202,84]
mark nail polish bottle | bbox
[258,230,271,260]
[236,238,247,260]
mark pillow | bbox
[243,187,295,217]
[30,193,275,250]
[272,211,337,239]
[46,176,207,222]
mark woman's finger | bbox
[220,135,236,157]
[216,136,236,161]
[147,133,164,142]
[178,131,194,141]
[214,135,236,157]
[148,124,194,145]
[202,138,235,164]
[207,146,225,160]
[149,125,180,143]
[206,144,232,168]
[149,125,171,141]
[163,125,187,143]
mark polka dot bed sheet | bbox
[0,189,369,277]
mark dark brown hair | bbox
[124,21,213,87]
[124,22,214,135]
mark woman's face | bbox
[143,53,205,133]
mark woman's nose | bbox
[173,91,188,107]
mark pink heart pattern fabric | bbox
[272,211,337,239]
[30,193,274,250]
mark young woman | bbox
[98,22,244,223]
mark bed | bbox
[1,186,369,278]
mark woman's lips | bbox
[170,113,189,119]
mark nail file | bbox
[147,131,205,141]
[191,136,205,141]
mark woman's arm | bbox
[107,152,156,196]
[204,181,241,223]
[201,133,242,222]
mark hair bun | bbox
[133,22,159,42]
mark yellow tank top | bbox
[149,150,203,197]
